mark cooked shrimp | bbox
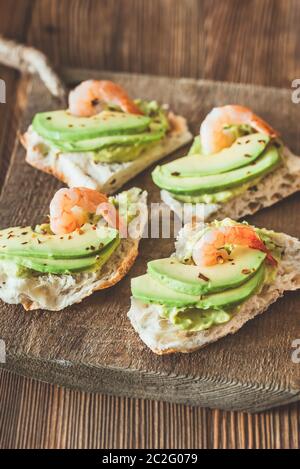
[68,80,143,117]
[192,224,276,267]
[200,105,279,154]
[49,187,125,236]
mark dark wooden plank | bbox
[27,0,205,78]
[0,368,299,449]
[0,69,300,413]
[27,0,300,87]
[203,0,300,87]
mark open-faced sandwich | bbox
[22,80,192,194]
[152,105,300,221]
[0,186,147,311]
[128,218,300,354]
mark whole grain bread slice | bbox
[0,190,148,312]
[128,221,300,354]
[160,146,300,222]
[21,113,192,195]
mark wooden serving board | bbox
[0,68,300,413]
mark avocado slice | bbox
[147,246,266,295]
[198,265,265,309]
[160,133,269,177]
[47,129,165,152]
[171,184,250,204]
[188,135,202,155]
[33,110,151,142]
[132,265,265,308]
[0,237,120,274]
[152,145,281,195]
[131,274,200,307]
[0,224,118,259]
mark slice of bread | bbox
[128,221,300,354]
[160,146,300,222]
[0,189,148,311]
[21,113,192,195]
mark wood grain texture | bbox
[27,0,300,86]
[0,368,299,449]
[27,0,205,78]
[0,0,300,450]
[203,0,300,87]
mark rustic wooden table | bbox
[0,0,299,449]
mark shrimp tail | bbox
[49,187,126,236]
[193,224,277,267]
[69,80,143,117]
[226,225,278,266]
[200,104,279,154]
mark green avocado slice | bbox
[33,110,151,142]
[0,237,120,274]
[132,265,265,309]
[0,252,97,274]
[198,264,265,309]
[161,133,269,177]
[188,135,202,155]
[152,145,281,195]
[0,224,118,259]
[131,274,200,307]
[47,129,165,152]
[171,184,250,204]
[147,246,266,295]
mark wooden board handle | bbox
[0,35,66,102]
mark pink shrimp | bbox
[49,187,125,236]
[200,105,279,155]
[68,80,143,117]
[192,224,276,267]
